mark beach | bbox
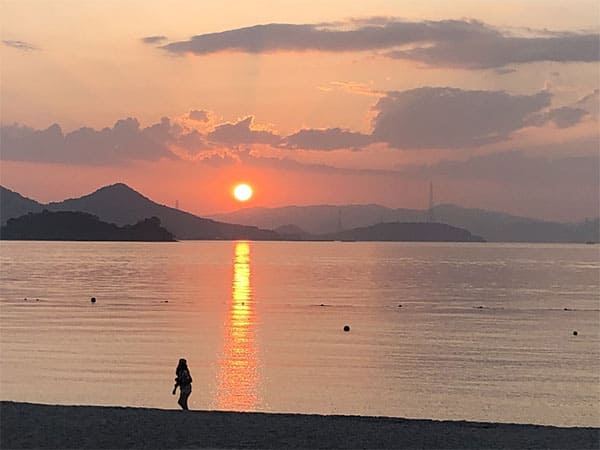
[1,401,598,449]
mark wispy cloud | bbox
[282,128,373,150]
[3,40,38,51]
[141,35,168,45]
[403,150,599,188]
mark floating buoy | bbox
[343,325,350,332]
[573,330,578,336]
[91,297,96,303]
[398,304,402,308]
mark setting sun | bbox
[233,183,253,202]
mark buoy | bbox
[91,297,96,303]
[573,330,578,336]
[343,325,350,332]
[398,304,402,308]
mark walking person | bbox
[172,358,193,410]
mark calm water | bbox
[0,241,598,426]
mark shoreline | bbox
[1,401,598,449]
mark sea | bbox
[0,241,598,427]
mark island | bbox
[0,210,176,241]
[327,222,485,242]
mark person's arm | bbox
[172,376,179,394]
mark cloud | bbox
[188,109,209,122]
[160,19,599,69]
[319,81,381,97]
[575,89,600,116]
[3,40,38,51]
[207,116,281,146]
[404,151,599,187]
[387,32,599,69]
[528,106,589,128]
[0,118,178,165]
[494,68,517,75]
[371,87,552,149]
[283,128,373,150]
[141,35,168,44]
[161,19,496,55]
[173,130,212,154]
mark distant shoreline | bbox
[1,401,598,449]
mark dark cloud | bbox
[371,87,552,149]
[162,20,493,55]
[3,40,38,51]
[387,33,599,69]
[188,110,209,122]
[207,116,281,146]
[141,35,168,44]
[0,118,178,165]
[174,130,212,154]
[283,128,373,150]
[528,106,589,128]
[161,19,599,69]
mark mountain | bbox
[211,204,599,243]
[1,211,175,241]
[1,186,44,224]
[211,204,417,235]
[1,184,279,240]
[273,224,311,240]
[3,183,598,242]
[328,222,484,242]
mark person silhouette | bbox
[172,358,193,410]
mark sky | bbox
[1,0,599,221]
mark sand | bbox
[1,401,598,449]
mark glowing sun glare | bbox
[233,183,253,202]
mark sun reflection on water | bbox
[215,241,258,410]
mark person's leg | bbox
[182,391,189,410]
[178,387,191,410]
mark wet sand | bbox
[1,401,598,449]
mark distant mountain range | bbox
[1,183,597,242]
[0,184,278,240]
[211,203,599,243]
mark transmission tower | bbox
[426,181,435,222]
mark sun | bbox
[233,183,253,202]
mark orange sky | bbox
[1,0,598,220]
